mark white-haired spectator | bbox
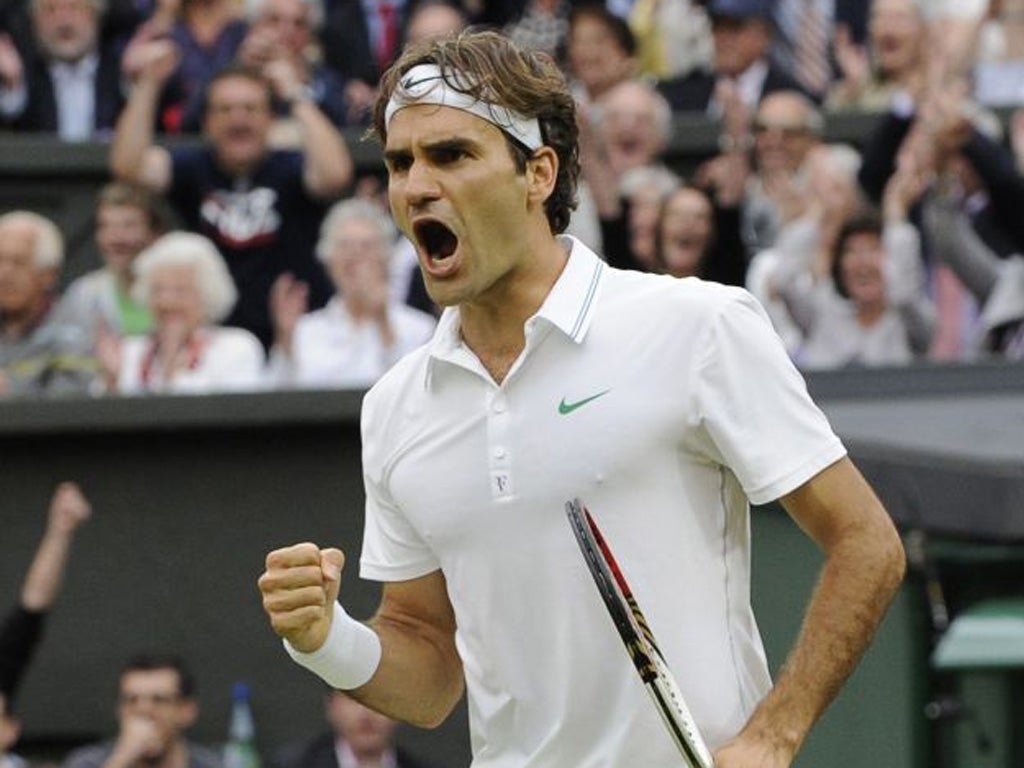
[0,211,97,397]
[268,199,436,389]
[97,232,265,395]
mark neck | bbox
[459,235,568,384]
[855,300,885,327]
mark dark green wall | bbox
[1,389,932,768]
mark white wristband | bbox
[283,602,382,690]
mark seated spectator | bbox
[0,0,125,140]
[731,90,825,252]
[267,199,435,389]
[98,232,265,394]
[275,690,436,768]
[760,206,934,370]
[827,0,927,112]
[564,4,637,106]
[56,182,170,340]
[924,191,1024,358]
[578,78,676,262]
[617,165,681,270]
[201,0,348,137]
[121,0,246,132]
[111,59,351,349]
[2,482,91,768]
[62,654,221,768]
[654,184,748,286]
[656,0,811,115]
[0,212,97,397]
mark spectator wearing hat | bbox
[656,0,813,114]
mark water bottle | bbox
[224,682,262,768]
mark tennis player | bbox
[258,30,905,768]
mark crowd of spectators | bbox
[2,0,1024,398]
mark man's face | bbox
[0,693,21,757]
[385,104,540,309]
[599,84,664,175]
[325,694,397,761]
[711,16,770,77]
[839,232,886,307]
[204,76,273,173]
[96,205,157,277]
[117,669,196,759]
[33,0,99,63]
[253,0,312,57]
[869,0,924,77]
[324,217,389,296]
[753,94,818,173]
[0,221,56,316]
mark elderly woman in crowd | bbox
[98,232,264,394]
[267,199,436,389]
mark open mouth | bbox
[413,219,459,262]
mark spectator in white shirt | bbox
[97,231,266,395]
[267,198,436,390]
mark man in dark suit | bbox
[656,0,814,114]
[277,690,437,768]
[0,0,124,140]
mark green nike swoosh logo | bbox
[558,389,611,415]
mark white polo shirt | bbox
[360,236,846,767]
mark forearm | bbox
[294,99,352,196]
[111,78,160,183]
[736,510,905,759]
[20,529,76,611]
[351,611,465,728]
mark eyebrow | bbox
[384,136,480,165]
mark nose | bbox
[402,159,441,208]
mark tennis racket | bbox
[565,498,715,768]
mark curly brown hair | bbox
[372,29,580,234]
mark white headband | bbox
[384,63,544,151]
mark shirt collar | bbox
[335,739,398,768]
[423,234,605,386]
[50,52,99,79]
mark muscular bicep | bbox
[362,570,463,727]
[376,569,458,639]
[778,456,898,554]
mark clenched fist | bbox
[258,543,345,652]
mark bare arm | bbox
[110,39,176,191]
[714,457,906,766]
[353,572,464,727]
[263,59,352,198]
[21,483,92,612]
[293,97,353,198]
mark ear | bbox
[37,267,58,293]
[0,715,21,752]
[176,699,199,729]
[525,146,559,207]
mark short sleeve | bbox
[694,290,846,505]
[358,389,441,581]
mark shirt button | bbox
[493,398,506,414]
[493,446,507,460]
